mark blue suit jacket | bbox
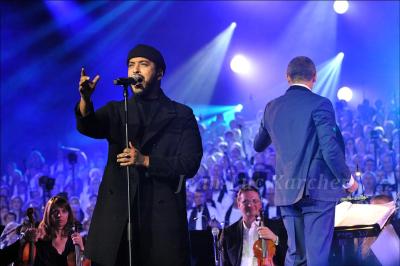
[254,85,351,206]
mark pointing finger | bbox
[81,67,86,77]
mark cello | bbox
[252,210,276,266]
[20,208,37,266]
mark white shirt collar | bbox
[242,219,257,230]
[291,83,311,90]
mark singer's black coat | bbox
[75,89,203,266]
[220,217,287,266]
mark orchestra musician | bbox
[0,196,85,266]
[220,185,287,266]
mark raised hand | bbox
[79,67,100,101]
[346,179,359,193]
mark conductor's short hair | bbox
[287,56,316,82]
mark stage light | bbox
[337,86,353,102]
[313,52,345,102]
[333,0,349,14]
[165,23,236,105]
[230,54,251,75]
[235,104,243,112]
[231,22,237,29]
[192,104,240,127]
[355,164,362,177]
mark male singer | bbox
[254,56,358,266]
[76,44,203,266]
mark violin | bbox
[252,210,276,266]
[20,208,37,266]
[67,221,91,266]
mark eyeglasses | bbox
[240,199,261,206]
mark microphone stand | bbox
[114,76,142,266]
[122,84,134,266]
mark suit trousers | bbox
[280,197,336,266]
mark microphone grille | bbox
[211,227,219,236]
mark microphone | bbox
[210,218,221,266]
[113,74,143,86]
[211,227,220,238]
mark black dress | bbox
[34,237,74,266]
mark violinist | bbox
[33,195,84,266]
[220,185,287,266]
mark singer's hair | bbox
[39,195,74,240]
[287,56,316,82]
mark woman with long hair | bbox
[34,195,84,266]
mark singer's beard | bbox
[131,76,158,98]
[132,84,147,97]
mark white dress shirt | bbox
[240,220,259,266]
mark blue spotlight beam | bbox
[3,2,138,96]
[192,104,234,118]
[164,23,236,105]
[192,104,239,127]
[2,1,105,63]
[86,1,170,64]
[314,52,344,102]
[274,1,337,59]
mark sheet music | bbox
[371,224,400,266]
[334,201,396,229]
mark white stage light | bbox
[230,54,251,75]
[337,86,353,102]
[235,104,243,112]
[333,0,349,14]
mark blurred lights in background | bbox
[333,0,349,14]
[337,86,353,102]
[192,104,243,127]
[313,52,345,102]
[165,22,236,105]
[230,54,251,75]
[235,104,243,112]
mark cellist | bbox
[1,196,85,266]
[33,195,85,266]
[220,185,287,266]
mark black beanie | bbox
[126,44,166,73]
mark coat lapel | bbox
[120,97,142,148]
[140,91,176,149]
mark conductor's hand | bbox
[117,142,149,167]
[79,67,100,101]
[346,179,359,193]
